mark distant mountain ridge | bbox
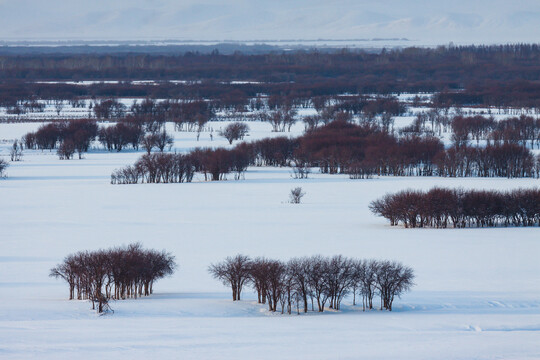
[0,0,538,44]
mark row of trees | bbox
[94,99,215,134]
[50,244,176,313]
[21,119,177,157]
[112,120,539,184]
[112,145,251,184]
[256,121,539,179]
[451,115,540,148]
[7,45,540,108]
[209,255,414,313]
[436,143,538,178]
[370,187,540,228]
[111,153,195,184]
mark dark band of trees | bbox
[370,187,540,228]
[209,255,414,313]
[112,119,539,183]
[50,244,176,313]
[5,45,540,108]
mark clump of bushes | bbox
[370,187,540,228]
[50,243,176,313]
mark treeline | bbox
[93,98,214,132]
[5,45,540,108]
[50,244,176,313]
[253,121,538,179]
[209,255,414,313]
[113,119,540,183]
[370,188,540,228]
[436,143,537,178]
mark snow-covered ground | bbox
[1,122,539,359]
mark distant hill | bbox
[0,0,539,44]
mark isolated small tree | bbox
[0,158,8,177]
[219,122,250,144]
[141,133,158,154]
[54,100,64,116]
[289,187,305,204]
[154,131,174,152]
[57,140,75,160]
[10,140,23,161]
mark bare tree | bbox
[57,140,75,160]
[287,257,311,313]
[305,255,330,312]
[262,259,287,312]
[325,255,355,310]
[375,260,415,311]
[289,187,305,204]
[208,255,251,301]
[0,159,8,178]
[154,131,174,152]
[54,99,64,116]
[10,140,23,161]
[219,122,250,144]
[141,133,158,154]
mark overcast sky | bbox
[1,0,539,44]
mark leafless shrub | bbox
[289,187,305,204]
[0,159,7,178]
[10,140,23,161]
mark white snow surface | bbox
[1,121,540,359]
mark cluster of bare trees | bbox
[259,108,298,132]
[93,99,126,119]
[110,118,539,186]
[451,115,540,148]
[97,122,144,152]
[22,119,98,159]
[98,122,173,153]
[252,120,538,179]
[209,255,414,314]
[370,187,540,228]
[50,244,176,313]
[141,131,174,154]
[21,118,177,157]
[111,153,195,184]
[435,143,538,178]
[112,144,251,183]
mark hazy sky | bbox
[1,0,539,44]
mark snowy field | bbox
[1,121,540,359]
